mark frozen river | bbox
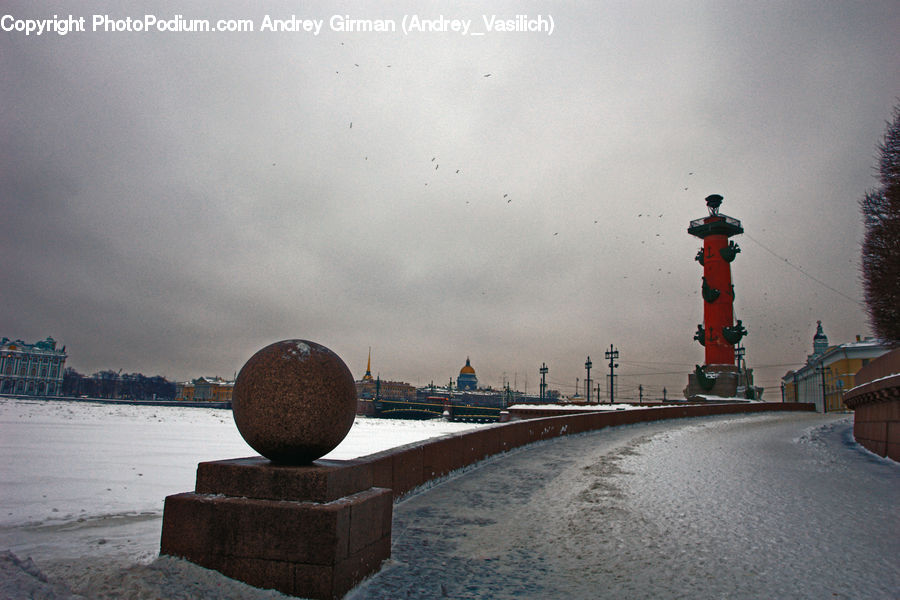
[350,411,898,599]
[0,396,482,596]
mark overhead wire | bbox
[743,233,864,307]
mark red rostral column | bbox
[688,195,744,366]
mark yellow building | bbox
[175,381,195,401]
[782,322,889,412]
[175,377,233,403]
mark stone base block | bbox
[684,365,739,400]
[195,456,375,503]
[160,458,391,600]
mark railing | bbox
[689,214,741,229]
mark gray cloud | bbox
[2,0,898,398]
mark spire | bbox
[813,321,829,355]
[362,347,374,381]
[814,320,826,339]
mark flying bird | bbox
[484,73,492,77]
[349,122,352,128]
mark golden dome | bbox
[459,357,476,375]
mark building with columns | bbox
[0,337,67,396]
[782,322,890,412]
[175,377,234,402]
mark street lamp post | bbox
[539,363,548,402]
[585,357,592,404]
[605,345,619,404]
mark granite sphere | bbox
[232,340,357,464]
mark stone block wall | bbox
[843,349,900,461]
[356,401,814,500]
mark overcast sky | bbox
[2,1,898,399]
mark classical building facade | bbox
[175,380,195,402]
[782,322,890,412]
[175,377,234,402]
[0,337,67,396]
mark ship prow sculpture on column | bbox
[684,195,761,401]
[160,340,392,600]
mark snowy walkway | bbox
[348,412,899,600]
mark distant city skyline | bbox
[3,1,898,399]
[7,318,874,402]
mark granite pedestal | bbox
[160,458,391,600]
[684,364,740,400]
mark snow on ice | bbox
[0,396,483,598]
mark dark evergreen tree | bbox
[860,103,900,344]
